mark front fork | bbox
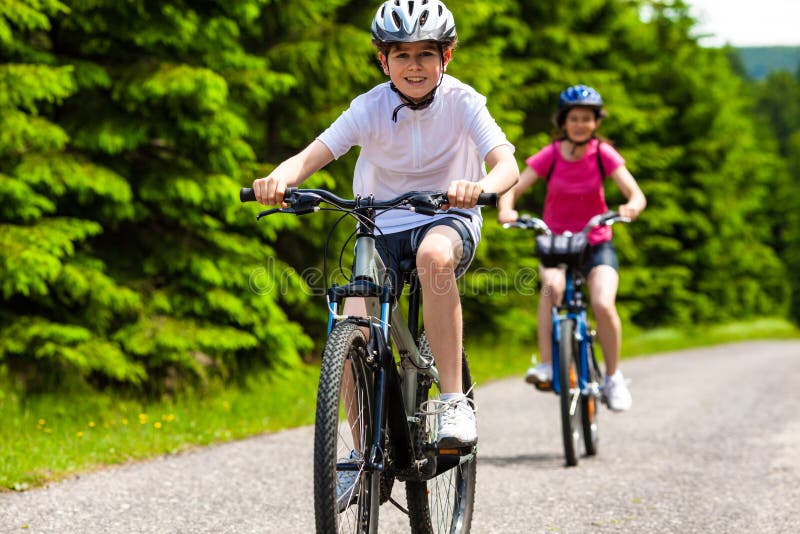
[551,309,590,395]
[327,284,412,475]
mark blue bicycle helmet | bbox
[555,84,606,127]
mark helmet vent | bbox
[408,1,414,15]
[392,10,402,29]
[419,9,429,27]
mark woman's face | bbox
[380,41,451,103]
[564,107,598,143]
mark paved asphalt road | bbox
[2,340,799,533]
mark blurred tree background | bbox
[1,0,797,399]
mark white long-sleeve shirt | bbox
[317,74,513,242]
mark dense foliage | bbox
[751,68,800,323]
[0,0,795,396]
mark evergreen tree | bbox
[0,0,147,391]
[753,68,800,322]
[0,1,346,393]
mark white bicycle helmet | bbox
[371,0,457,44]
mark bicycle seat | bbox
[399,258,419,284]
[399,258,416,272]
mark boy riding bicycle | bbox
[252,0,517,480]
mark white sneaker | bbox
[436,396,477,448]
[525,362,553,386]
[336,450,361,513]
[604,370,632,411]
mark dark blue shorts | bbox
[580,240,618,278]
[375,217,476,299]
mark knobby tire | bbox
[314,322,380,533]
[581,338,601,456]
[558,319,581,467]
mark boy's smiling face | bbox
[380,41,451,103]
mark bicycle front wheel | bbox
[406,331,477,534]
[557,318,581,467]
[314,321,380,533]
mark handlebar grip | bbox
[477,192,497,207]
[240,187,256,203]
[240,186,299,203]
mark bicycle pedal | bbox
[436,444,475,457]
[534,381,552,392]
[583,382,601,396]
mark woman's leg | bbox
[586,265,620,375]
[587,264,632,410]
[537,267,566,364]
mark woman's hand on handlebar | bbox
[445,180,485,209]
[252,174,289,207]
[618,202,643,221]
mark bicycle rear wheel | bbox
[581,335,601,456]
[406,331,476,534]
[314,321,380,533]
[557,318,581,467]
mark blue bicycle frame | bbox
[551,270,593,396]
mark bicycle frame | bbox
[550,269,597,398]
[326,213,440,476]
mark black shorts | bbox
[580,240,619,278]
[375,217,476,299]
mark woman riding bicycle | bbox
[497,84,646,411]
[252,0,517,455]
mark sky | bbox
[685,0,800,47]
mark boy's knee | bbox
[416,242,457,272]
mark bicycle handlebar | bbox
[503,211,630,236]
[239,187,497,215]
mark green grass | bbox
[467,316,800,382]
[0,366,319,491]
[1,317,798,491]
[622,317,800,356]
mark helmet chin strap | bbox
[387,49,447,122]
[564,133,596,155]
[389,79,440,122]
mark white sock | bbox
[440,393,465,403]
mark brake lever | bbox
[405,192,446,215]
[256,207,293,220]
[280,191,322,216]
